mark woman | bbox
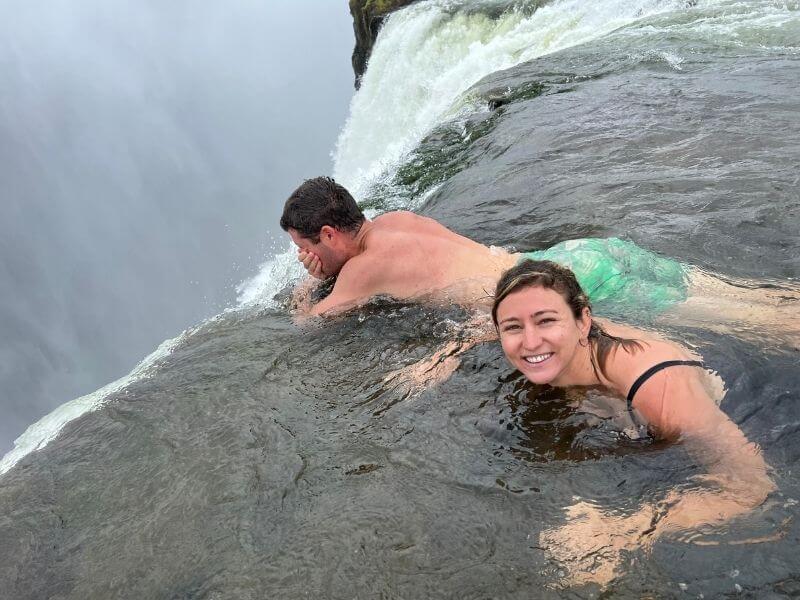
[492,259,775,585]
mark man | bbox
[280,177,799,346]
[280,176,517,315]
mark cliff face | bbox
[349,0,419,88]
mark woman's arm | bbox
[596,326,774,511]
[631,367,775,530]
[541,361,775,587]
[383,314,497,395]
[635,367,774,495]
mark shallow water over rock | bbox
[2,1,800,597]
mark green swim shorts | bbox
[519,237,688,316]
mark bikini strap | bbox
[626,360,705,410]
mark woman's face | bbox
[495,285,590,385]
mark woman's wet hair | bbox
[492,259,643,380]
[280,176,365,243]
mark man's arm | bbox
[309,257,382,316]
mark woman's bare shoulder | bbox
[595,319,701,393]
[597,318,698,359]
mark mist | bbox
[0,0,355,451]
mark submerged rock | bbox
[349,0,419,88]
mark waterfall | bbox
[332,0,689,199]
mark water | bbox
[334,0,699,199]
[2,0,800,597]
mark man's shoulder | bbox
[373,210,439,231]
[337,250,387,283]
[367,211,440,248]
[374,210,418,223]
[336,236,409,291]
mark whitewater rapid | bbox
[333,0,694,200]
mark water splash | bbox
[235,242,305,307]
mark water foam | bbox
[235,241,305,307]
[618,0,800,51]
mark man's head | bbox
[280,177,365,277]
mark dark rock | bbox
[487,95,510,110]
[349,0,420,88]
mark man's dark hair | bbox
[280,177,365,243]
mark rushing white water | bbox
[236,242,305,307]
[332,0,694,199]
[237,0,692,310]
[237,0,800,310]
[234,0,689,309]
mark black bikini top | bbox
[626,360,706,410]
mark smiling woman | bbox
[491,259,776,585]
[493,261,643,388]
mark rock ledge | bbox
[349,0,419,88]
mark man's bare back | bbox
[307,212,517,315]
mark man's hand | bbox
[298,249,324,279]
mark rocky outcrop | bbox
[349,0,419,88]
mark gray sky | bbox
[0,0,356,451]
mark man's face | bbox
[288,228,347,278]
